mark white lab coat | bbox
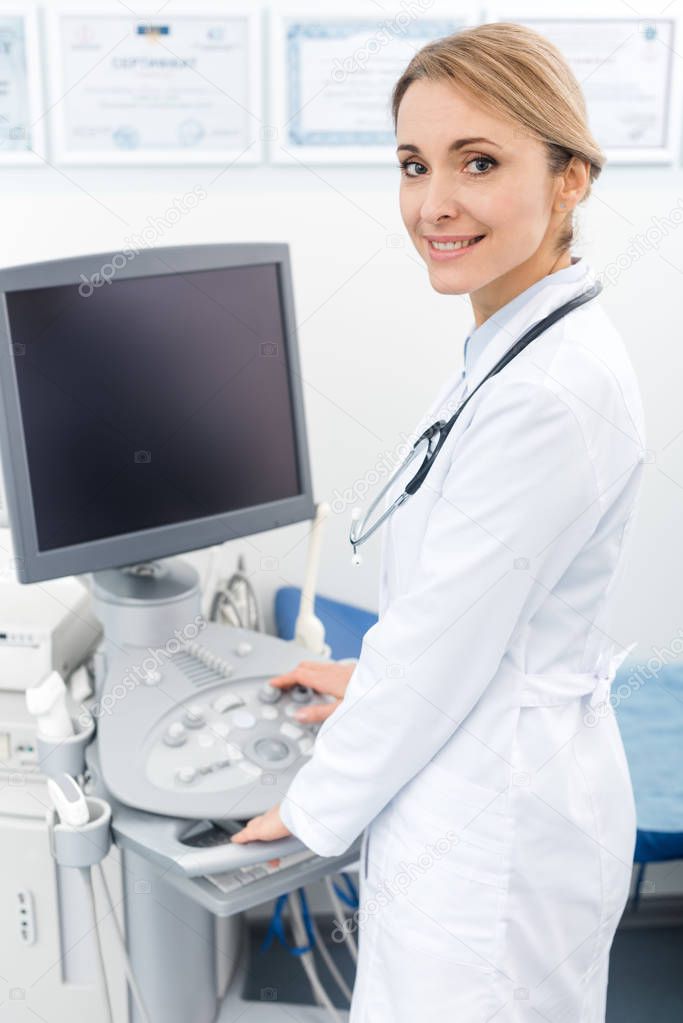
[279,257,646,1021]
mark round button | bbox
[212,721,231,739]
[230,709,256,729]
[183,704,206,729]
[198,733,215,748]
[258,682,282,704]
[175,766,198,785]
[254,737,290,763]
[290,684,313,704]
[163,722,187,747]
[235,641,253,657]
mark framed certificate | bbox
[46,7,263,165]
[487,11,682,164]
[0,7,46,164]
[270,11,469,164]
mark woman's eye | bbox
[399,159,427,178]
[465,155,496,175]
[398,155,497,178]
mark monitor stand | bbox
[89,557,204,652]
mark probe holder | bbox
[35,710,96,780]
[48,796,112,868]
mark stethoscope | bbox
[349,280,603,566]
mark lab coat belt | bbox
[517,642,637,708]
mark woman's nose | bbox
[419,175,464,225]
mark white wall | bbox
[1,0,682,654]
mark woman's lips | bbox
[427,235,485,261]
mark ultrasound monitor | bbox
[0,244,314,583]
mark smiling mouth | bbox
[429,235,485,251]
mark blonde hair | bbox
[391,22,606,256]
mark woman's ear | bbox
[558,157,590,211]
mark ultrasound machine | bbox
[0,244,360,1022]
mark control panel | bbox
[95,625,331,821]
[147,672,317,793]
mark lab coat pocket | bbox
[375,763,512,968]
[394,756,510,860]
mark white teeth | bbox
[431,237,482,251]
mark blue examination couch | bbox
[613,660,683,900]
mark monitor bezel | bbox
[0,243,315,583]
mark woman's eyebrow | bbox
[396,137,501,154]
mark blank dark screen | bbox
[6,263,302,550]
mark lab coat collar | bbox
[462,257,596,395]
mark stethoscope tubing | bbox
[349,280,603,556]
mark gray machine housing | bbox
[81,559,363,1023]
[0,242,360,1023]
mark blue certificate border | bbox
[286,20,462,147]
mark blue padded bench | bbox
[614,661,683,901]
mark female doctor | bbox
[232,22,646,1022]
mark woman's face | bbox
[396,79,572,322]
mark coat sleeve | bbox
[279,380,602,856]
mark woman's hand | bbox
[229,661,356,864]
[267,659,356,724]
[230,803,292,866]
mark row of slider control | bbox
[185,641,234,678]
